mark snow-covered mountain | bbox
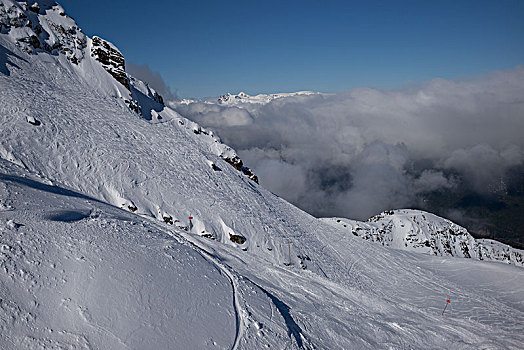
[322,209,523,267]
[216,91,320,105]
[1,1,524,349]
[175,90,321,106]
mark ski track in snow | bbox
[137,215,244,350]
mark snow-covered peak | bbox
[0,0,87,64]
[216,90,320,105]
[0,0,170,117]
[322,209,523,267]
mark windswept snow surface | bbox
[1,1,524,348]
[0,159,237,349]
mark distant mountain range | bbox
[176,90,322,105]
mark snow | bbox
[322,209,523,267]
[215,91,320,105]
[172,91,323,106]
[0,159,236,349]
[0,1,523,348]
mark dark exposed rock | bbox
[91,36,129,90]
[28,3,40,14]
[0,5,28,29]
[220,155,259,183]
[229,233,246,245]
[17,34,39,49]
[151,90,163,105]
[124,99,141,115]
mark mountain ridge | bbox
[322,209,523,267]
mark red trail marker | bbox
[442,299,451,316]
[188,217,193,232]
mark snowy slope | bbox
[0,159,238,349]
[322,209,524,267]
[1,1,524,349]
[2,159,524,349]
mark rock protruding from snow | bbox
[322,209,523,267]
[220,154,258,184]
[90,36,128,90]
[0,0,87,64]
[129,76,164,105]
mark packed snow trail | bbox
[179,239,244,350]
[136,214,245,350]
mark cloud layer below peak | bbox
[175,67,524,220]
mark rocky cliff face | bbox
[322,209,523,267]
[0,0,166,116]
[0,0,86,64]
[90,35,128,90]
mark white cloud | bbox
[175,67,524,219]
[126,62,178,101]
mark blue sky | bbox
[59,0,524,98]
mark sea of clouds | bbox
[171,67,524,220]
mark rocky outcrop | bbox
[220,155,259,184]
[150,88,163,105]
[229,233,246,245]
[90,36,129,90]
[0,1,86,64]
[322,209,524,267]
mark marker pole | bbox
[288,240,291,266]
[442,299,451,316]
[188,216,193,233]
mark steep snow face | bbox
[2,159,524,349]
[322,209,523,267]
[0,2,271,268]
